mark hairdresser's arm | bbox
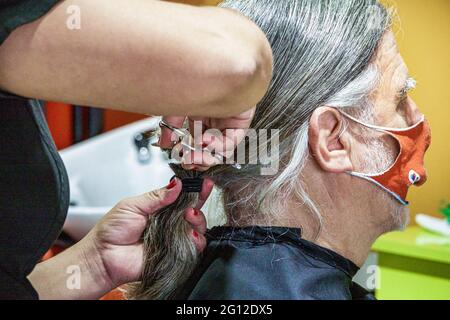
[28,178,213,300]
[0,0,272,118]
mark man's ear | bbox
[308,107,353,173]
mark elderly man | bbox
[146,0,431,300]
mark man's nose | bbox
[405,97,423,125]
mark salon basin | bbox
[60,117,173,241]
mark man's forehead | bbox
[375,31,409,92]
[379,31,398,52]
[367,31,413,127]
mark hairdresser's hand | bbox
[80,177,214,290]
[158,106,256,171]
[29,177,214,300]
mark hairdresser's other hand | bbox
[80,177,214,289]
[158,106,256,171]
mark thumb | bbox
[116,177,182,217]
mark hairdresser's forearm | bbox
[0,0,272,118]
[28,237,112,300]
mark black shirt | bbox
[178,226,375,300]
[0,0,66,300]
[0,94,69,299]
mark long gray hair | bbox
[128,0,391,299]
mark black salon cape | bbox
[177,227,375,300]
[0,0,65,299]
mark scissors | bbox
[158,119,242,169]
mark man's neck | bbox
[282,204,383,267]
[231,200,384,267]
[314,224,380,267]
[279,173,388,267]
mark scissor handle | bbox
[159,120,187,137]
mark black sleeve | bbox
[0,0,61,45]
[0,98,70,299]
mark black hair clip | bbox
[181,177,204,193]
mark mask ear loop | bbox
[336,110,409,205]
[338,110,404,177]
[340,110,426,132]
[337,113,349,140]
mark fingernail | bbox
[192,230,199,238]
[166,178,177,190]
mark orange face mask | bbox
[341,112,431,205]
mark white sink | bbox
[60,117,173,241]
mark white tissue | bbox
[415,214,450,237]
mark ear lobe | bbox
[308,107,353,173]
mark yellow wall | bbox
[385,0,450,220]
[169,0,450,220]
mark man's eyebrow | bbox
[399,76,416,98]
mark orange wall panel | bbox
[45,102,73,150]
[103,110,149,131]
